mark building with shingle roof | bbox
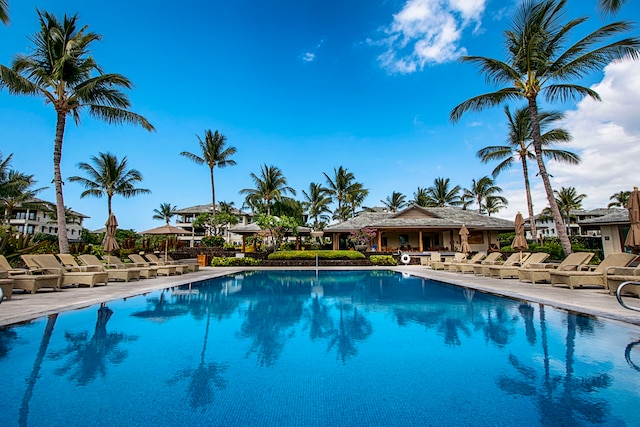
[579,209,631,257]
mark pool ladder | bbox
[616,281,640,312]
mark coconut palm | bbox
[554,186,587,234]
[152,203,178,226]
[381,191,407,213]
[461,176,507,214]
[1,171,46,225]
[324,166,355,216]
[301,183,332,229]
[180,130,237,213]
[478,106,577,237]
[411,187,430,207]
[0,11,154,253]
[599,0,627,13]
[0,0,8,25]
[239,165,295,216]
[69,152,150,217]
[425,177,462,207]
[484,196,508,216]
[608,190,631,208]
[450,0,639,255]
[344,183,369,219]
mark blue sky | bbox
[1,0,639,232]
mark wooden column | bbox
[242,235,246,252]
[419,230,423,252]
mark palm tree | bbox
[180,130,237,213]
[450,0,639,255]
[381,191,407,212]
[608,190,631,208]
[69,152,151,217]
[239,165,295,216]
[478,106,577,239]
[425,177,462,207]
[1,171,46,225]
[324,166,355,216]
[344,183,369,219]
[461,176,507,214]
[0,0,8,25]
[411,187,430,207]
[153,203,178,226]
[484,196,508,216]
[554,186,587,234]
[0,11,154,253]
[599,0,627,13]
[301,183,332,229]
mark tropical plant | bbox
[461,176,507,214]
[369,255,398,266]
[324,166,355,217]
[0,0,8,25]
[411,187,430,207]
[301,182,332,230]
[180,130,237,213]
[69,152,150,217]
[599,0,627,13]
[0,153,47,223]
[484,196,509,216]
[608,190,631,208]
[239,165,295,216]
[201,235,225,247]
[152,203,178,225]
[192,211,238,237]
[425,177,462,207]
[0,11,154,253]
[554,186,587,233]
[255,214,298,252]
[381,191,407,212]
[348,228,377,246]
[344,182,369,219]
[478,106,577,238]
[450,0,639,255]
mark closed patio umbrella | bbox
[459,225,470,255]
[625,187,640,252]
[512,212,528,262]
[103,213,120,264]
[140,224,187,262]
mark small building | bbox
[526,208,620,240]
[7,197,88,242]
[324,205,515,253]
[579,209,631,257]
[174,204,253,247]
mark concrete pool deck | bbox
[1,265,640,328]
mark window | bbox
[41,226,46,232]
[17,225,24,233]
[15,211,26,219]
[26,225,35,234]
[28,211,37,220]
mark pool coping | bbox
[1,266,640,328]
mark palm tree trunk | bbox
[53,111,70,254]
[107,194,113,216]
[527,98,572,255]
[520,156,538,240]
[209,167,216,213]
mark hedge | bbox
[369,255,397,266]
[210,257,262,266]
[267,250,366,260]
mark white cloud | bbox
[302,52,315,62]
[377,0,487,73]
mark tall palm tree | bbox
[153,203,178,226]
[381,191,407,212]
[450,0,639,255]
[69,152,151,217]
[599,0,627,13]
[239,165,295,216]
[344,182,369,219]
[1,171,46,225]
[180,130,237,213]
[0,11,154,253]
[425,177,462,207]
[608,190,631,208]
[554,186,587,234]
[301,182,332,229]
[484,196,508,216]
[0,0,8,25]
[461,176,507,214]
[324,166,355,216]
[478,106,577,238]
[411,187,430,207]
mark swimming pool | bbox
[1,270,639,426]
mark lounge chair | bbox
[474,252,530,276]
[77,254,141,282]
[0,270,13,300]
[550,252,637,290]
[448,252,486,272]
[166,255,199,272]
[56,253,104,272]
[458,252,502,274]
[0,254,27,275]
[104,255,157,279]
[144,253,189,274]
[431,253,466,271]
[606,264,640,296]
[25,254,109,288]
[487,252,550,279]
[518,252,595,285]
[129,254,176,276]
[420,252,441,267]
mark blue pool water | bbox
[1,270,639,426]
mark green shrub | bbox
[202,235,225,247]
[267,250,366,260]
[210,256,261,266]
[370,255,397,266]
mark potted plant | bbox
[349,228,376,251]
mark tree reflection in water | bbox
[0,326,18,360]
[305,295,335,342]
[481,305,516,347]
[49,304,137,386]
[327,302,372,364]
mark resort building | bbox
[6,197,87,242]
[324,205,515,253]
[579,209,632,257]
[174,204,254,246]
[526,208,620,240]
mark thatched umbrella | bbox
[103,213,120,264]
[459,224,470,255]
[139,224,187,261]
[625,187,640,253]
[512,212,528,262]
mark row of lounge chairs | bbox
[422,251,640,296]
[0,253,200,300]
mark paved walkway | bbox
[1,266,640,328]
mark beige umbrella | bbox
[624,187,640,252]
[459,224,470,255]
[102,213,120,264]
[512,212,528,262]
[140,224,187,262]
